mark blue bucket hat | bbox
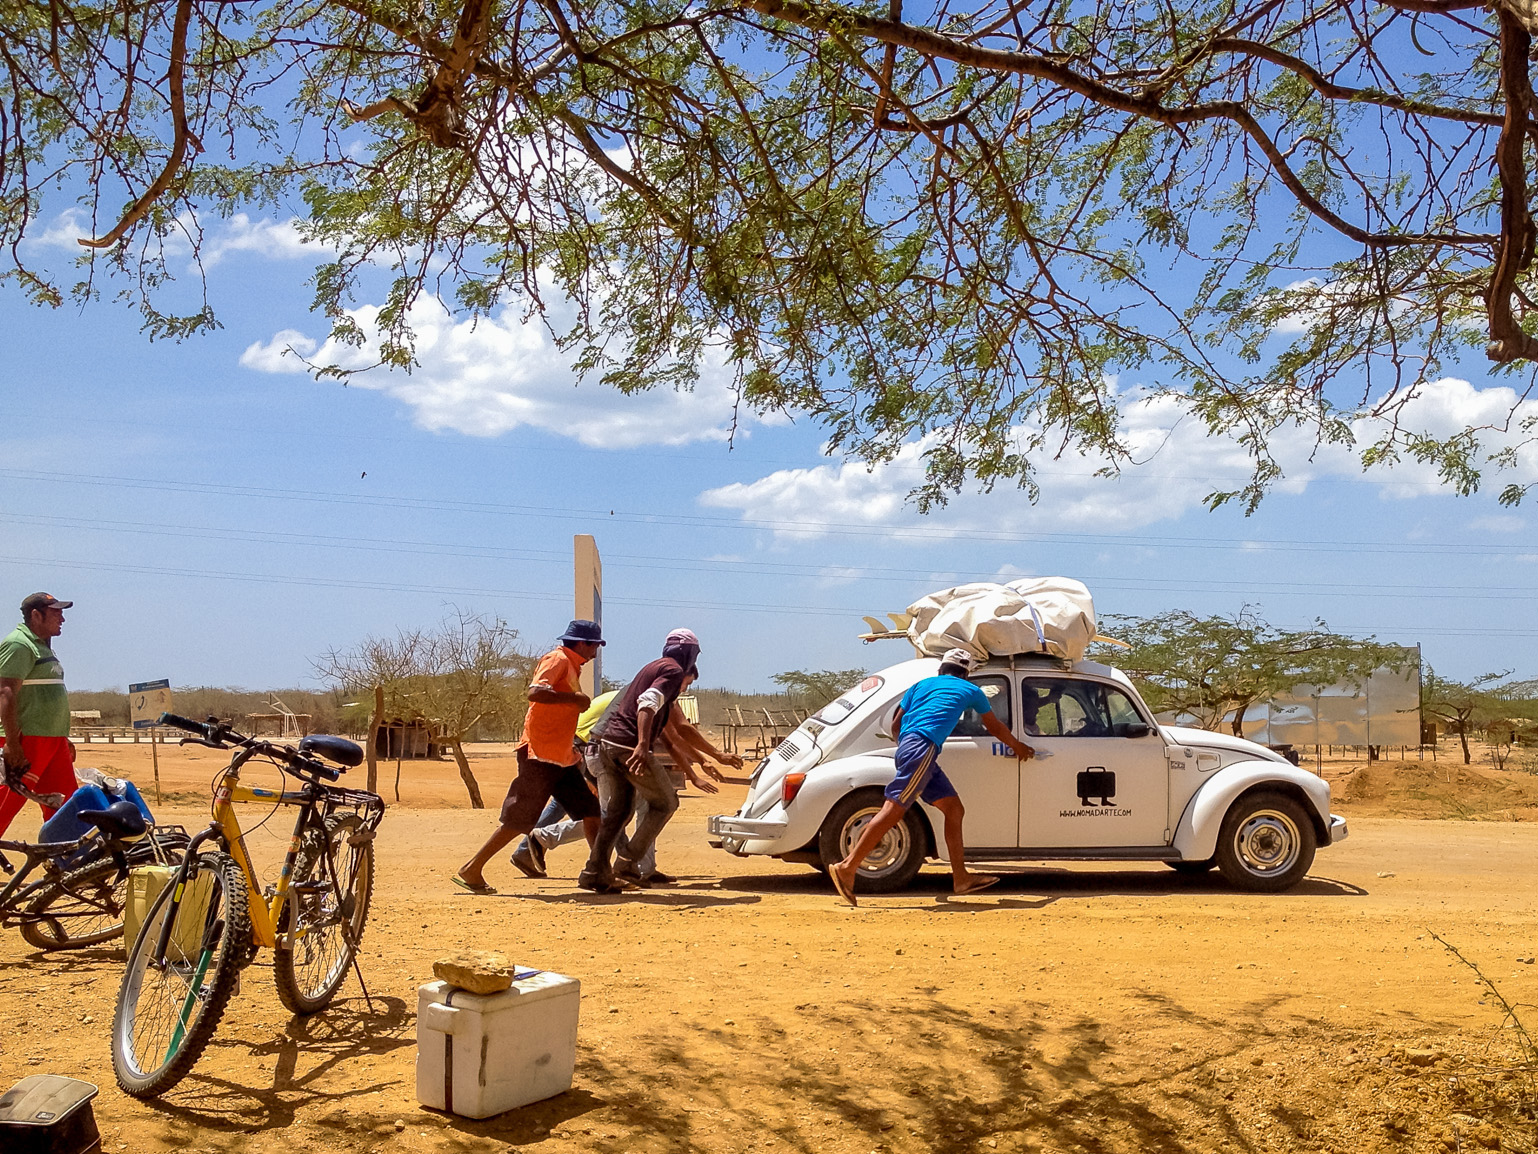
[558,619,605,646]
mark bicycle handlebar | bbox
[158,713,341,781]
[160,713,212,737]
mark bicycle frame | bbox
[0,832,101,917]
[164,744,327,954]
[112,711,382,1092]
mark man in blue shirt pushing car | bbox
[830,648,1036,906]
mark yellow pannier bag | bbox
[125,865,217,958]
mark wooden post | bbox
[150,728,161,806]
[365,683,383,795]
[449,739,485,808]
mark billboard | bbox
[1264,658,1421,746]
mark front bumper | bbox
[707,814,788,842]
[1328,814,1348,844]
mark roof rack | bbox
[999,652,1073,670]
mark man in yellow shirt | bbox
[512,675,746,884]
[454,620,602,894]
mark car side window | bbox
[1102,687,1150,736]
[1022,677,1076,736]
[1023,678,1144,738]
[951,676,1011,737]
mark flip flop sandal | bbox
[955,876,1000,897]
[831,868,858,908]
[453,875,497,896]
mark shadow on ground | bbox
[136,993,413,1136]
[722,867,1368,901]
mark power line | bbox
[8,408,1511,490]
[2,467,1534,557]
[0,555,855,618]
[3,511,1536,600]
[5,554,1538,641]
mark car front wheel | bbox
[1214,791,1316,893]
[817,789,927,894]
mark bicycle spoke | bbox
[274,816,373,1013]
[20,858,128,950]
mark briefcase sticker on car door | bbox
[1060,769,1132,817]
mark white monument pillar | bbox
[574,534,602,696]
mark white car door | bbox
[922,674,1021,851]
[1016,676,1170,849]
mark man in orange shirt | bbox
[455,620,603,894]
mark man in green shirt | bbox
[0,593,78,835]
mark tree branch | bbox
[1485,4,1538,362]
[740,0,1500,248]
[78,0,199,249]
[1208,36,1504,127]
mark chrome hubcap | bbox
[1233,809,1300,875]
[841,808,910,877]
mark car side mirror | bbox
[1120,722,1151,739]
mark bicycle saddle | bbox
[78,799,148,844]
[299,734,364,768]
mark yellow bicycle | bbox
[110,713,384,1097]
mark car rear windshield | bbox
[812,674,886,725]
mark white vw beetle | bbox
[708,653,1348,893]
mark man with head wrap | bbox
[577,628,701,893]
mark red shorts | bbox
[0,735,78,839]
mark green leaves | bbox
[1101,607,1416,736]
[0,0,1530,508]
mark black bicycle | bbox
[112,714,385,1097]
[0,779,186,951]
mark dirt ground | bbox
[2,742,1535,1154]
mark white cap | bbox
[940,648,977,670]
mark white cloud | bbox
[1471,514,1525,534]
[241,298,775,448]
[1271,277,1325,335]
[1270,275,1413,337]
[26,209,91,252]
[239,329,320,373]
[24,209,330,267]
[201,215,328,266]
[698,378,1538,537]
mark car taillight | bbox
[782,772,807,805]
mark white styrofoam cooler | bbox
[415,971,580,1119]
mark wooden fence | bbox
[73,727,171,744]
[717,705,810,761]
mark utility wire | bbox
[2,555,1535,638]
[2,511,1535,598]
[2,467,1534,557]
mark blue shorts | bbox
[886,734,958,809]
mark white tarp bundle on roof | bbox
[905,577,1097,661]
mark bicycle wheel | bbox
[273,813,374,1014]
[112,852,249,1096]
[20,857,128,950]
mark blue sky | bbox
[3,216,1537,694]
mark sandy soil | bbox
[1,743,1534,1154]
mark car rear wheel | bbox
[1215,791,1316,893]
[817,790,926,894]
